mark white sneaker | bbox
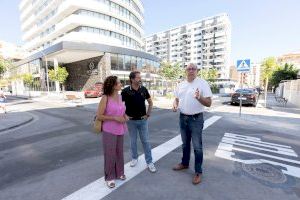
[130,159,138,167]
[148,163,157,173]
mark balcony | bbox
[22,0,144,36]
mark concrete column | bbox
[98,53,111,82]
[54,58,60,92]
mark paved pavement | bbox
[0,94,220,132]
[0,112,34,132]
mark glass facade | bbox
[73,26,141,49]
[110,53,160,73]
[95,0,142,27]
[74,9,142,38]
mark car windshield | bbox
[235,89,253,94]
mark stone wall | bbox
[64,53,111,91]
[282,79,300,107]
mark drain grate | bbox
[241,163,287,184]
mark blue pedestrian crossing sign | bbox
[236,59,251,72]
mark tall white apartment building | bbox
[145,13,231,79]
[15,0,159,93]
[20,0,145,53]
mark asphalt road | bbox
[0,97,299,200]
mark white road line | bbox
[224,133,292,148]
[224,133,261,141]
[221,139,297,157]
[61,115,222,200]
[221,137,295,154]
[215,149,300,178]
[218,143,300,165]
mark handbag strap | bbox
[96,95,108,120]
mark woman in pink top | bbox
[96,76,128,188]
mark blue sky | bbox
[1,0,300,63]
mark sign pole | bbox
[239,73,243,117]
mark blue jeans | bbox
[127,119,153,164]
[179,113,204,173]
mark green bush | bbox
[166,93,174,99]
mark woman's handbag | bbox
[92,96,107,134]
[92,116,102,134]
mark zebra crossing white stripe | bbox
[224,133,261,141]
[218,143,300,164]
[215,133,300,178]
[221,138,297,157]
[221,137,295,153]
[62,115,222,200]
[224,133,292,148]
[215,150,300,178]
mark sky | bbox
[1,0,300,63]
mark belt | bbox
[130,116,144,120]
[180,112,203,117]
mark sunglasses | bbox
[186,68,197,71]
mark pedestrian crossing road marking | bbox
[62,116,222,200]
[215,133,300,178]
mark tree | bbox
[22,73,34,98]
[48,66,69,91]
[270,63,299,88]
[159,62,184,94]
[22,73,34,86]
[198,68,218,83]
[0,58,11,76]
[0,60,5,76]
[261,57,278,107]
[159,62,184,81]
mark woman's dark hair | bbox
[103,76,118,95]
[129,71,140,83]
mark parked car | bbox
[231,88,258,106]
[84,82,103,98]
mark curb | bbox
[0,115,34,132]
[9,95,29,100]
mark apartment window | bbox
[74,9,142,38]
[125,55,131,70]
[109,1,142,27]
[131,56,137,71]
[137,57,142,69]
[74,26,141,49]
[111,54,118,70]
[118,54,125,70]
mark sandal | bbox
[119,175,126,180]
[106,180,115,188]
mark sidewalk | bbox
[258,93,300,115]
[0,112,34,132]
[212,93,300,137]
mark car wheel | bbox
[230,102,236,106]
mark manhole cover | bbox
[241,163,287,184]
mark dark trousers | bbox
[102,131,124,181]
[179,113,204,173]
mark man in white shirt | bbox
[172,63,212,185]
